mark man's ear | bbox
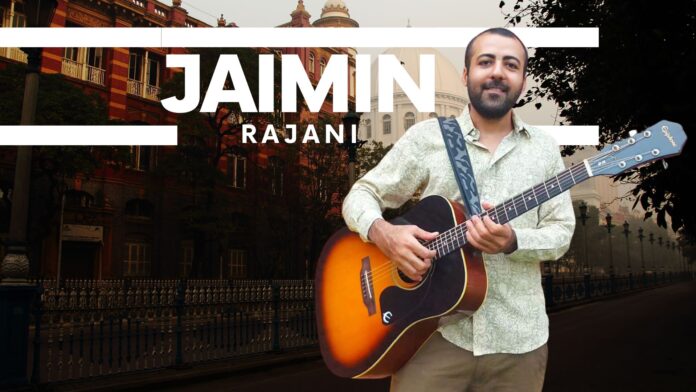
[462,68,468,87]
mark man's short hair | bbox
[464,28,529,75]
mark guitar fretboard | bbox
[428,163,590,258]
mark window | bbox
[64,47,79,62]
[125,199,154,219]
[269,156,284,196]
[130,146,152,171]
[0,7,5,27]
[65,190,94,209]
[429,112,438,119]
[147,57,160,87]
[129,51,143,81]
[365,119,372,139]
[87,48,104,69]
[308,52,315,74]
[320,58,326,75]
[383,114,392,135]
[350,69,356,97]
[404,112,415,131]
[227,153,247,189]
[228,249,247,278]
[9,10,25,27]
[180,240,194,277]
[123,242,151,277]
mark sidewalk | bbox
[44,348,321,392]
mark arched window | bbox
[404,112,415,131]
[429,112,438,118]
[308,52,315,75]
[383,114,392,135]
[365,119,372,139]
[320,58,327,75]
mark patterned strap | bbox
[437,116,482,217]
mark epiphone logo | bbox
[662,126,677,147]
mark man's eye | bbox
[480,60,491,65]
[507,63,519,70]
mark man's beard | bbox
[468,80,522,120]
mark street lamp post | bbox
[341,111,366,188]
[578,201,591,299]
[658,236,664,283]
[0,1,57,387]
[638,227,646,287]
[605,212,616,293]
[649,233,656,285]
[623,221,632,289]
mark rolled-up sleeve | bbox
[506,147,576,264]
[342,128,428,242]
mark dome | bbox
[321,0,350,18]
[370,47,467,100]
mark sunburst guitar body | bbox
[315,195,487,379]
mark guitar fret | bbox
[569,167,577,185]
[511,197,518,216]
[543,181,551,198]
[521,191,528,210]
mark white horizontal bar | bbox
[0,126,177,145]
[538,126,599,146]
[0,27,598,48]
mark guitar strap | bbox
[437,116,482,217]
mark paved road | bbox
[160,282,696,392]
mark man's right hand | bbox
[368,219,439,282]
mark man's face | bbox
[463,33,527,120]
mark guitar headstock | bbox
[588,120,686,177]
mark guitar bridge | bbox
[360,256,376,316]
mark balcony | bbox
[0,47,28,63]
[127,79,160,101]
[61,58,106,86]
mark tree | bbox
[499,1,696,240]
[156,48,283,277]
[0,63,129,274]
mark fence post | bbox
[272,282,280,352]
[30,284,43,384]
[0,284,38,388]
[174,279,185,367]
[543,272,554,307]
[584,272,591,299]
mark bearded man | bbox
[342,28,576,392]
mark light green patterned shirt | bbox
[341,106,575,356]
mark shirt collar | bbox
[457,105,531,141]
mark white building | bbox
[359,47,468,145]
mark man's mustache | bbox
[482,81,509,92]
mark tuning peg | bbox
[629,129,637,137]
[662,160,669,170]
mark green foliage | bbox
[500,1,696,238]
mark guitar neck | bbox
[429,162,591,258]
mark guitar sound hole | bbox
[397,269,416,283]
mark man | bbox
[341,28,575,391]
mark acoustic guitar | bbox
[315,120,686,379]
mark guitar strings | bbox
[363,143,655,283]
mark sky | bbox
[175,0,559,125]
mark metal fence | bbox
[23,272,694,385]
[27,279,316,384]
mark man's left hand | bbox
[465,201,517,254]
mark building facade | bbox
[0,0,359,280]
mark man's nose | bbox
[490,60,505,79]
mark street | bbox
[157,282,696,391]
